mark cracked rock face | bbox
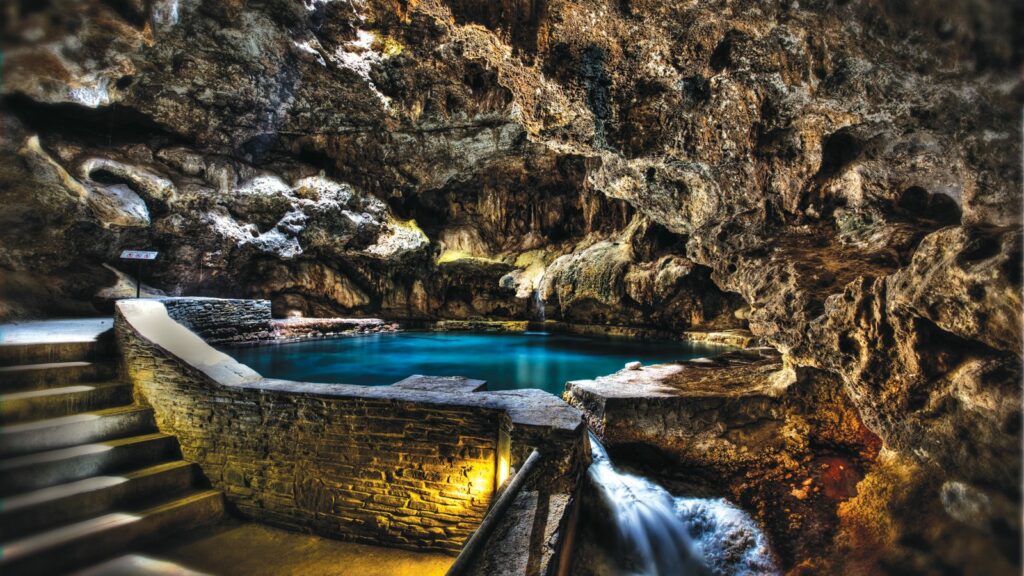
[0,0,1020,572]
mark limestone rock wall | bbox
[0,0,743,332]
[1,0,1021,572]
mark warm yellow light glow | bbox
[435,250,503,265]
[469,467,493,498]
[463,426,513,502]
[496,425,512,493]
[497,453,510,488]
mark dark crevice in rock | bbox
[817,130,864,181]
[1,94,183,149]
[443,0,548,57]
[896,186,962,226]
[709,30,747,71]
[581,45,612,149]
[100,0,148,28]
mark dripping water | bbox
[587,433,779,576]
[532,287,546,322]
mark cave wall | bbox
[0,0,1021,572]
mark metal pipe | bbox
[446,449,544,576]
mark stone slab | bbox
[392,375,488,393]
[0,319,113,345]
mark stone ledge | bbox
[565,348,787,401]
[392,375,488,394]
[680,328,758,348]
[424,320,530,333]
[270,317,398,342]
[564,349,794,456]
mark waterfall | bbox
[532,287,546,322]
[587,433,779,576]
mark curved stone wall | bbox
[115,298,584,555]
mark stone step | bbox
[0,489,225,576]
[0,460,197,541]
[0,433,179,496]
[0,339,114,368]
[0,382,134,424]
[73,554,213,576]
[0,361,118,392]
[0,405,156,458]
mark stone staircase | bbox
[0,335,225,575]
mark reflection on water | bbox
[223,331,725,395]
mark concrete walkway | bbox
[0,319,113,344]
[148,521,454,576]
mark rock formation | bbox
[1,0,1020,573]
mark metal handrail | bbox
[445,449,544,576]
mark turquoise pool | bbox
[224,331,725,396]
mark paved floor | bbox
[0,318,113,344]
[148,521,454,576]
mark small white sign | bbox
[120,250,159,260]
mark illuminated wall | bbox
[116,301,511,552]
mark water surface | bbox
[224,331,726,396]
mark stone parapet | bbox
[115,298,584,559]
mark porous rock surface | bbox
[0,0,1020,573]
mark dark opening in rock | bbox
[88,168,129,187]
[957,230,1002,265]
[3,94,179,148]
[102,0,148,27]
[897,186,962,225]
[679,75,711,108]
[240,134,281,165]
[818,130,862,179]
[710,30,746,71]
[581,45,612,147]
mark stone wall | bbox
[270,317,397,341]
[115,298,585,557]
[162,297,273,344]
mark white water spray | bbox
[588,434,779,576]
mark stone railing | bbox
[115,298,585,559]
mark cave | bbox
[0,0,1020,575]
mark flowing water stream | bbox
[587,434,779,576]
